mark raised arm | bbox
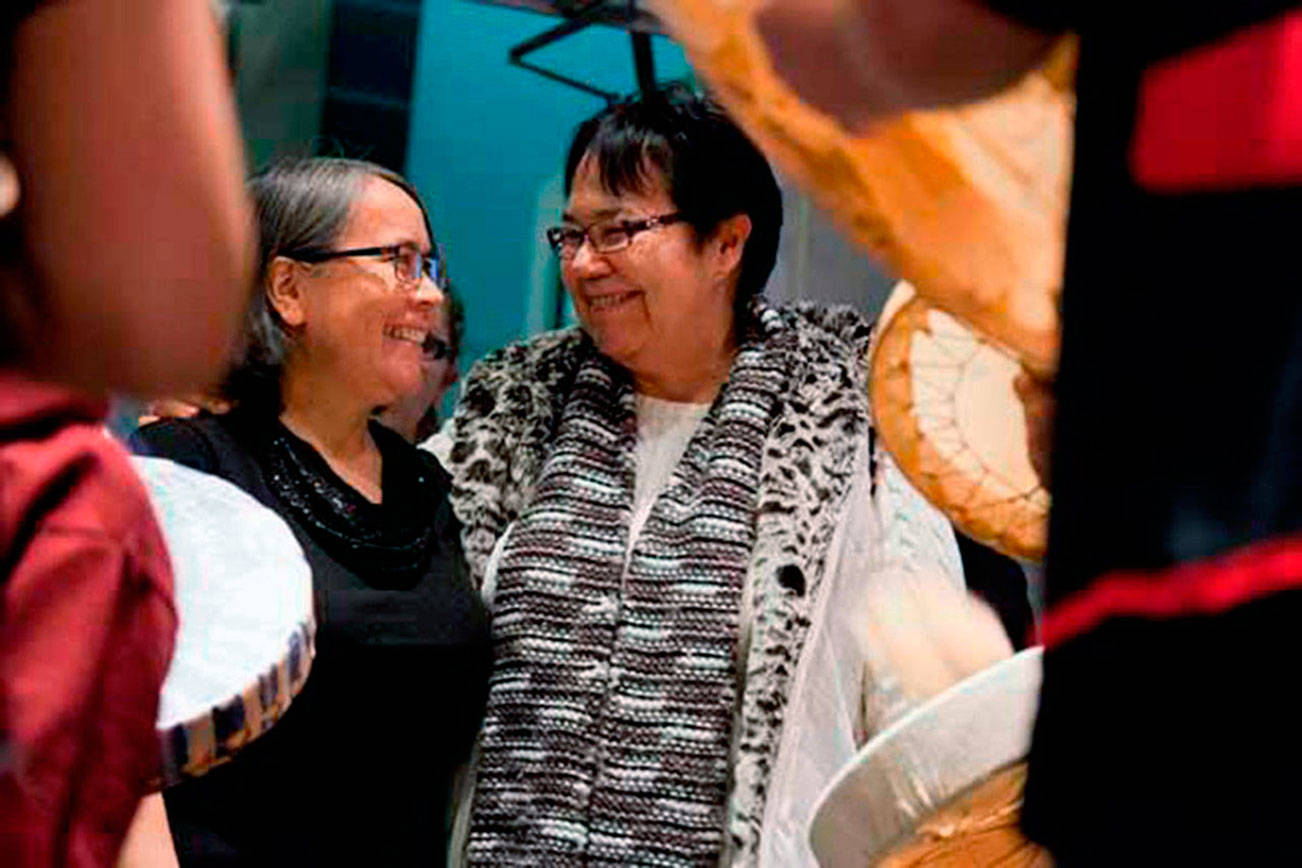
[755,0,1060,130]
[4,0,254,396]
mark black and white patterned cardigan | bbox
[442,301,876,864]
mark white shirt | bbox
[628,393,714,554]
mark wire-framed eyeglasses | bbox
[287,243,448,290]
[545,212,684,260]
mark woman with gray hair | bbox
[131,157,490,866]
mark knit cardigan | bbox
[442,302,875,864]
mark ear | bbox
[265,256,308,328]
[711,213,752,283]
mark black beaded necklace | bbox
[260,420,442,589]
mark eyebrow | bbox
[381,238,433,255]
[560,207,623,224]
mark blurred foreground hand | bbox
[863,573,1015,706]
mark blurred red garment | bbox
[0,372,176,867]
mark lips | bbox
[586,290,640,312]
[384,325,428,346]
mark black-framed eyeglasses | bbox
[545,212,685,260]
[423,335,455,361]
[286,243,448,290]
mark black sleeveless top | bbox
[131,411,491,866]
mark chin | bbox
[372,369,425,407]
[590,336,640,370]
[584,324,639,366]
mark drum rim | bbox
[153,616,316,790]
[869,285,1050,562]
[807,647,1044,865]
[131,455,319,790]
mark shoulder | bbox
[128,414,232,475]
[757,301,874,422]
[373,420,453,491]
[458,327,586,416]
[768,301,874,368]
[449,327,587,462]
[0,418,161,552]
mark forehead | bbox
[338,175,431,249]
[565,154,675,220]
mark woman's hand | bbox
[137,394,232,428]
[862,572,1014,707]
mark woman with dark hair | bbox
[132,157,490,866]
[441,86,977,866]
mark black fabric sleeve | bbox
[128,417,220,475]
[979,0,1301,52]
[2,1,49,31]
[976,0,1074,34]
[955,533,1035,650]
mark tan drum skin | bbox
[870,282,1049,562]
[877,764,1053,868]
[649,0,1072,560]
[648,0,1075,377]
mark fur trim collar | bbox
[443,300,874,863]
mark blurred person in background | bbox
[0,1,252,865]
[132,157,490,866]
[379,284,463,443]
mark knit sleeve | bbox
[871,450,965,589]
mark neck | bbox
[279,362,384,502]
[376,405,419,443]
[630,325,736,404]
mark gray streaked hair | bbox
[223,156,435,414]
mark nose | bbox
[411,274,445,308]
[567,237,612,278]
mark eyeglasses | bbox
[286,243,448,290]
[423,335,455,361]
[545,212,685,260]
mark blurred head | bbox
[553,85,782,374]
[377,284,463,443]
[225,157,446,414]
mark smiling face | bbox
[561,156,740,381]
[274,175,442,410]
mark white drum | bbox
[131,456,315,788]
[809,648,1048,867]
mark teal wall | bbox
[405,1,691,370]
